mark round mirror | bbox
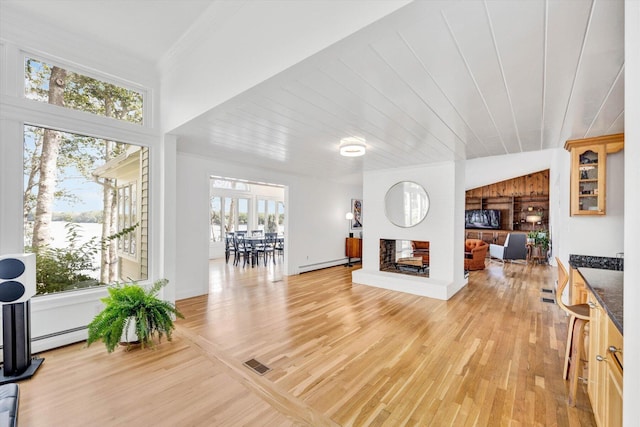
[384,181,430,227]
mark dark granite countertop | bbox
[568,254,624,271]
[577,267,623,334]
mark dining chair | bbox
[224,234,236,264]
[275,236,284,260]
[257,232,276,265]
[234,234,254,267]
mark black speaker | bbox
[0,253,43,383]
[0,253,36,303]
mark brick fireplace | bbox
[379,239,429,277]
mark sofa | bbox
[0,383,19,427]
[464,239,489,271]
[411,241,430,265]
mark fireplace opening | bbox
[380,239,429,277]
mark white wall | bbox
[465,149,555,190]
[624,0,640,422]
[175,150,361,300]
[160,1,411,132]
[352,162,466,300]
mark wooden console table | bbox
[345,237,362,267]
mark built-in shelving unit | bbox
[465,170,549,245]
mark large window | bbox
[23,125,148,295]
[22,53,149,295]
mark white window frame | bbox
[20,50,150,127]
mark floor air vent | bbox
[243,358,271,375]
[541,297,555,303]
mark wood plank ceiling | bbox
[4,0,623,182]
[174,0,624,181]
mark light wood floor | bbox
[18,260,596,426]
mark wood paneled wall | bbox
[466,170,550,198]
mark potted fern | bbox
[87,279,184,353]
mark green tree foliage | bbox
[31,223,100,294]
[30,222,140,295]
[267,213,278,233]
[23,126,86,218]
[238,212,248,225]
[25,58,143,124]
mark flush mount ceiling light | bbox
[339,137,366,157]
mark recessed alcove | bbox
[379,239,429,277]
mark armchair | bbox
[411,241,430,265]
[489,233,527,263]
[464,239,489,271]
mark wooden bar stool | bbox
[555,257,590,406]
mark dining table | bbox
[241,235,284,266]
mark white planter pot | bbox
[121,317,139,343]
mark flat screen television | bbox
[465,209,501,230]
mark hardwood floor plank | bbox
[18,260,596,426]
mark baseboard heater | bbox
[298,258,349,273]
[0,326,87,353]
[31,326,88,342]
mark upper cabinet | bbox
[570,143,606,214]
[565,134,624,216]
